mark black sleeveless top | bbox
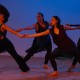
[0,24,7,38]
[77,38,80,49]
[49,25,76,50]
[35,21,51,46]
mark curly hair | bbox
[0,4,10,23]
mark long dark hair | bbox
[52,16,61,28]
[37,12,44,21]
[0,4,10,23]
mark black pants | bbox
[72,38,80,65]
[0,38,29,72]
[24,41,52,64]
[50,48,80,71]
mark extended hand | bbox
[66,24,71,26]
[22,34,32,38]
[18,34,25,38]
[16,28,23,32]
[77,26,80,29]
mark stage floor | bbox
[0,55,80,80]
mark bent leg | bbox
[24,45,39,62]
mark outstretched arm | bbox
[24,30,50,38]
[2,24,23,38]
[16,24,36,32]
[64,25,80,30]
[66,24,80,26]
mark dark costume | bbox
[0,24,29,72]
[24,21,52,64]
[49,25,80,71]
[77,38,80,50]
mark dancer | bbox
[16,12,52,69]
[66,24,80,71]
[0,4,29,72]
[23,16,80,76]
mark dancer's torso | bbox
[0,24,7,40]
[49,25,76,50]
[35,21,51,46]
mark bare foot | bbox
[44,64,50,69]
[67,65,75,72]
[49,71,58,76]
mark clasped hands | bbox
[19,34,31,38]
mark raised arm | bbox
[2,24,23,38]
[25,30,50,38]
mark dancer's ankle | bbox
[44,64,50,69]
[67,65,75,72]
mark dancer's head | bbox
[51,16,61,27]
[36,12,44,22]
[0,4,10,23]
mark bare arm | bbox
[25,30,50,38]
[2,24,23,38]
[64,25,80,30]
[22,24,36,30]
[66,24,80,26]
[16,24,36,32]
